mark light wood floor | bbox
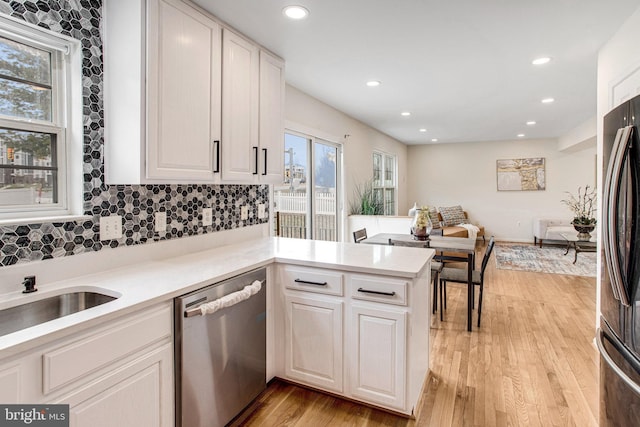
[232,242,599,427]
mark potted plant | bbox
[561,185,596,240]
[349,179,384,215]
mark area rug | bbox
[494,244,596,277]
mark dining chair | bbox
[439,236,495,326]
[353,228,368,243]
[388,238,443,314]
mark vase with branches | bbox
[561,185,597,240]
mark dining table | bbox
[360,233,477,332]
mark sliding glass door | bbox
[274,132,341,241]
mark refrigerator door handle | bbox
[603,126,633,306]
[597,328,640,398]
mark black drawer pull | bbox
[357,288,396,297]
[253,146,259,175]
[294,278,328,286]
[213,140,220,173]
[262,148,268,175]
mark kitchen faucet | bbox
[22,276,37,293]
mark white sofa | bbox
[533,218,575,247]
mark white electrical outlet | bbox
[202,208,213,226]
[241,206,249,220]
[258,204,266,219]
[100,215,122,240]
[155,211,167,232]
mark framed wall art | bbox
[496,157,546,191]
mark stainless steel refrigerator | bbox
[599,94,640,426]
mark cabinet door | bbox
[221,30,260,182]
[284,294,343,392]
[258,51,285,184]
[349,304,406,410]
[0,364,20,403]
[147,0,222,181]
[60,343,173,427]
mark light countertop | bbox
[0,237,433,358]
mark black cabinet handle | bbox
[253,147,259,175]
[357,288,396,296]
[213,140,220,173]
[262,148,268,175]
[294,278,328,286]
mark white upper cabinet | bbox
[146,0,222,181]
[259,51,286,184]
[104,0,284,184]
[221,31,285,184]
[221,30,259,182]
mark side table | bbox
[560,232,597,264]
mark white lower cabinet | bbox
[348,303,406,410]
[277,264,430,415]
[284,294,343,393]
[0,302,173,427]
[59,343,173,427]
[0,363,20,403]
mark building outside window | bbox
[373,151,396,215]
[0,16,80,221]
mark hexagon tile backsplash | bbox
[0,0,269,267]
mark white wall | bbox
[285,84,408,240]
[558,117,596,152]
[406,138,596,242]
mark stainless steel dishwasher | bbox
[174,267,266,427]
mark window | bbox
[275,131,343,241]
[0,15,81,221]
[373,151,396,215]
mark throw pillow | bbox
[438,205,467,226]
[428,207,441,229]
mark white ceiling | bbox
[192,0,640,145]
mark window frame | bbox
[372,150,397,216]
[0,14,83,223]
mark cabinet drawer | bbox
[349,275,408,306]
[43,303,172,394]
[280,265,344,296]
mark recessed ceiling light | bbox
[419,128,427,132]
[401,111,411,116]
[283,5,309,20]
[541,98,555,104]
[526,121,536,125]
[431,138,438,142]
[517,133,525,138]
[366,80,381,87]
[532,57,551,65]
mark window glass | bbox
[0,128,57,206]
[384,188,394,215]
[372,151,396,215]
[0,37,52,121]
[384,154,394,187]
[373,152,382,187]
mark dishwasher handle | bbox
[184,279,264,318]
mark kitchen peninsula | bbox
[0,233,433,423]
